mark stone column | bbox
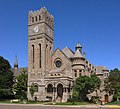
[62,87,67,102]
[53,82,56,102]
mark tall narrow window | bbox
[39,15,41,21]
[39,44,41,68]
[32,45,34,69]
[32,17,34,22]
[46,45,48,69]
[35,16,37,22]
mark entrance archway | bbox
[56,84,63,102]
[47,84,53,93]
[57,84,63,97]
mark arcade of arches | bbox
[46,83,71,102]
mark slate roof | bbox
[95,66,108,74]
[73,49,83,58]
[11,67,28,77]
[62,47,74,58]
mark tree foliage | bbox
[30,83,36,99]
[12,69,28,100]
[0,56,13,99]
[104,68,120,101]
[72,74,101,101]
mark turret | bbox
[72,42,85,78]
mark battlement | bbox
[28,7,54,29]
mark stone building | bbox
[27,7,110,102]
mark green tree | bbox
[71,89,79,102]
[12,69,28,100]
[73,75,101,101]
[91,74,101,97]
[104,68,120,101]
[0,56,13,99]
[30,83,36,100]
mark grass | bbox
[0,100,11,104]
[55,101,92,105]
[0,100,92,105]
[1,100,120,105]
[27,101,50,104]
[106,101,120,105]
[0,100,48,104]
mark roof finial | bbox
[75,41,82,52]
[14,54,18,69]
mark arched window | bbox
[35,16,37,22]
[32,45,34,69]
[47,84,53,93]
[39,44,41,68]
[32,45,34,62]
[32,17,34,22]
[57,84,63,97]
[39,15,41,21]
[34,85,38,92]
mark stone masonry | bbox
[27,7,110,102]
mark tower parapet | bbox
[28,7,54,29]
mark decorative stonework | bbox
[27,7,109,102]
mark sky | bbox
[0,0,120,70]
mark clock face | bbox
[33,26,39,33]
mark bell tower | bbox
[27,7,54,101]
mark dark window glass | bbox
[55,60,62,68]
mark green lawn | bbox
[106,101,120,105]
[55,102,92,105]
[0,100,92,105]
[0,100,11,103]
[27,101,50,104]
[0,100,48,104]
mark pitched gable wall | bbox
[52,48,72,77]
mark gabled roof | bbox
[53,48,71,61]
[62,47,74,58]
[95,66,108,74]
